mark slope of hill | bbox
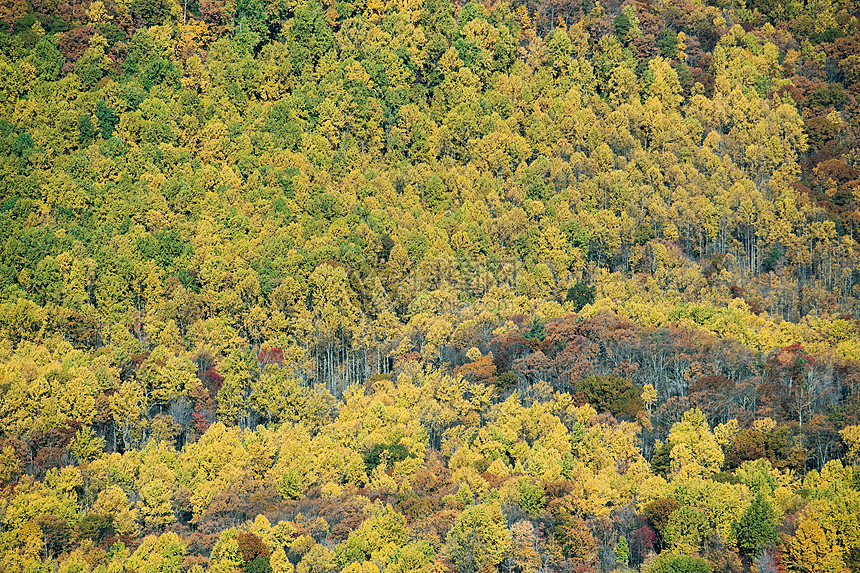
[1,0,860,570]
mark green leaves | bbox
[95,100,118,140]
[664,505,709,554]
[565,282,595,312]
[615,535,630,567]
[517,480,545,517]
[69,425,105,464]
[576,375,643,420]
[363,442,410,474]
[645,552,713,573]
[732,492,778,557]
[277,468,305,500]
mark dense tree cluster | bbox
[2,356,860,572]
[2,0,860,569]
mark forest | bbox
[1,0,860,569]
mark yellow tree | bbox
[445,503,511,573]
[668,408,724,479]
[126,532,186,573]
[111,380,148,450]
[217,348,259,429]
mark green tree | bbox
[732,492,778,557]
[69,425,105,464]
[518,481,545,517]
[576,375,643,420]
[646,552,713,573]
[277,468,305,500]
[95,100,119,140]
[247,557,273,573]
[664,506,709,554]
[74,38,111,90]
[131,0,175,25]
[31,37,64,81]
[566,283,595,312]
[615,535,630,568]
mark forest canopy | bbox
[1,0,860,570]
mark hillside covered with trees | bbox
[2,0,860,570]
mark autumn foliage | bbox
[3,0,860,569]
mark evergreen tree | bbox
[615,535,630,568]
[732,492,778,557]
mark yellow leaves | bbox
[445,502,511,572]
[45,466,83,501]
[127,532,186,573]
[472,119,532,177]
[13,519,43,566]
[668,408,724,480]
[308,263,358,329]
[641,383,657,414]
[646,57,682,110]
[186,421,250,483]
[343,59,372,87]
[309,433,352,484]
[271,546,295,573]
[94,485,140,537]
[461,18,499,53]
[486,458,511,478]
[242,513,274,548]
[200,122,227,164]
[183,54,208,94]
[800,517,841,565]
[320,481,342,498]
[784,511,845,573]
[0,58,26,103]
[316,99,345,146]
[178,21,213,57]
[267,426,313,494]
[510,520,541,573]
[436,53,483,109]
[86,1,112,24]
[436,47,464,81]
[47,171,88,212]
[0,445,23,486]
[141,346,197,406]
[604,421,642,465]
[840,425,860,466]
[138,479,175,529]
[342,562,379,573]
[19,61,37,90]
[772,484,803,517]
[111,380,147,448]
[331,376,426,462]
[714,419,739,448]
[525,442,564,482]
[560,465,615,518]
[3,475,77,535]
[297,544,335,573]
[536,413,572,456]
